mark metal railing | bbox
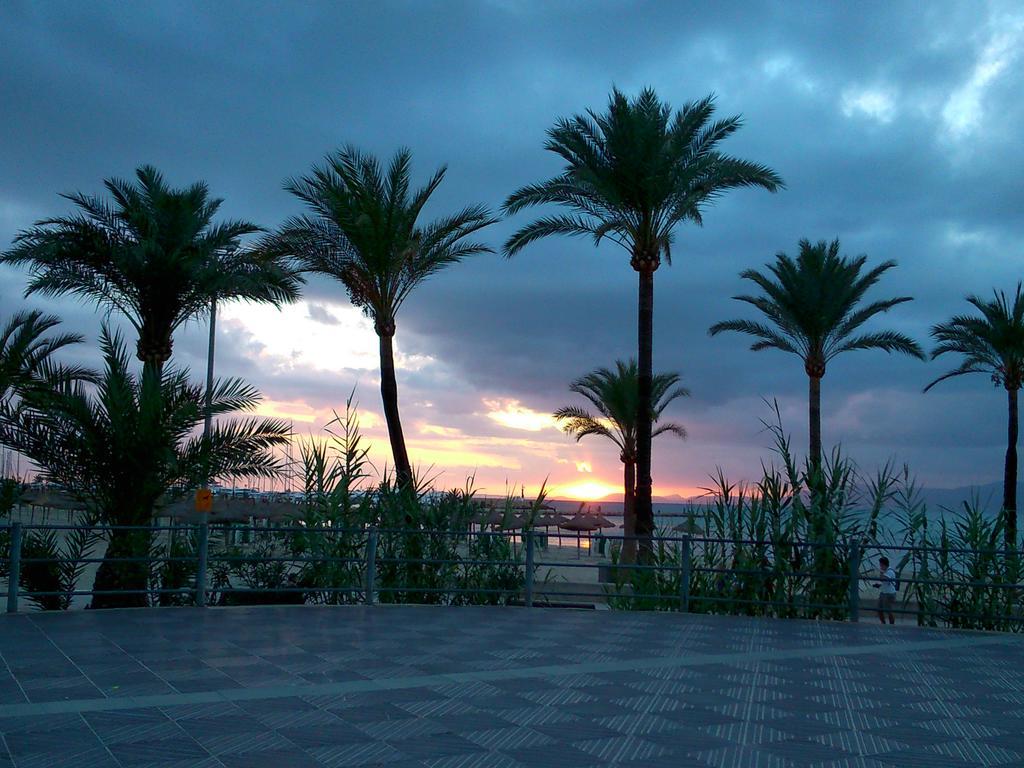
[1,522,1021,631]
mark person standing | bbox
[872,556,897,625]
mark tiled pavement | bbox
[1,606,1023,767]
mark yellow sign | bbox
[195,488,213,514]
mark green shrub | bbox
[19,525,99,610]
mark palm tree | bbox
[555,359,688,560]
[0,328,290,608]
[269,147,497,488]
[0,310,87,406]
[504,88,782,543]
[2,165,302,375]
[926,286,1024,548]
[709,239,924,470]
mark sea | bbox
[541,488,1015,539]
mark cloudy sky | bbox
[2,1,1022,500]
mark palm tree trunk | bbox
[142,360,163,381]
[90,526,152,609]
[635,269,655,555]
[1004,386,1018,548]
[809,374,822,472]
[621,460,637,564]
[378,330,413,488]
[136,324,173,375]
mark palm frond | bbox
[3,166,299,367]
[503,215,602,257]
[927,285,1024,391]
[711,238,920,375]
[833,331,925,360]
[501,88,782,263]
[4,330,287,523]
[278,147,495,323]
[652,422,688,440]
[923,362,989,392]
[0,311,90,403]
[556,358,688,459]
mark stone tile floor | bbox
[0,605,1022,767]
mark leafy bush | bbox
[291,399,372,604]
[151,528,198,606]
[604,405,899,619]
[19,526,99,610]
[893,491,1023,631]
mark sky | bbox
[1,0,1022,501]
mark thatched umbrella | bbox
[672,518,703,535]
[533,512,562,530]
[21,487,87,522]
[500,513,527,530]
[588,514,617,557]
[558,515,602,532]
[21,487,86,510]
[558,514,602,557]
[476,509,504,529]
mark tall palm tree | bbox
[709,239,924,470]
[0,310,87,406]
[269,147,497,488]
[555,359,688,560]
[926,286,1024,547]
[2,165,302,375]
[0,328,290,608]
[504,88,782,543]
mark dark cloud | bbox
[306,303,340,326]
[1,0,1022,489]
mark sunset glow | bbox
[484,399,559,432]
[553,480,622,502]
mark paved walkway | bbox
[0,606,1022,767]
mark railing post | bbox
[6,523,22,614]
[524,530,535,608]
[365,528,378,605]
[195,522,209,608]
[679,534,691,613]
[848,541,861,622]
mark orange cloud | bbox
[484,399,558,432]
[253,398,318,423]
[419,423,464,437]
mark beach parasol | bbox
[558,514,602,558]
[482,509,505,528]
[21,487,87,511]
[500,513,527,530]
[470,511,492,528]
[533,513,562,529]
[558,515,602,532]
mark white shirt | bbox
[879,568,897,595]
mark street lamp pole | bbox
[194,293,218,595]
